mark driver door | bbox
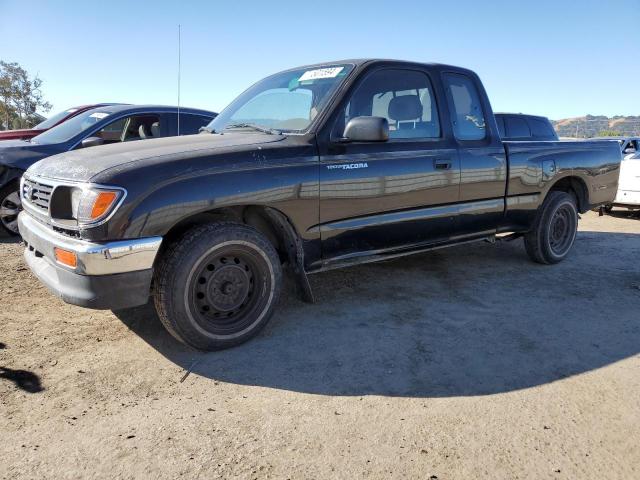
[317,67,460,263]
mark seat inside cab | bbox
[96,115,161,144]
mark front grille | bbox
[23,177,54,213]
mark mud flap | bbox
[264,208,315,304]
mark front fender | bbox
[117,165,320,247]
[0,165,25,190]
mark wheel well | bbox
[161,206,292,264]
[548,176,589,213]
[0,177,21,196]
[157,205,315,303]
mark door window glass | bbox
[623,140,637,154]
[343,69,440,139]
[496,116,506,137]
[94,114,161,144]
[179,114,214,134]
[443,73,486,141]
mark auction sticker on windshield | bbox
[299,67,344,81]
[89,112,110,119]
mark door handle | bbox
[434,159,452,170]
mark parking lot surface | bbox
[1,211,639,479]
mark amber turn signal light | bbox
[91,191,118,220]
[54,247,77,268]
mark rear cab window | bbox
[442,72,487,141]
[529,118,557,140]
[506,116,531,138]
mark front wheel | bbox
[0,182,22,236]
[153,222,282,350]
[524,191,578,264]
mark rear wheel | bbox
[524,191,578,264]
[154,222,282,350]
[0,182,21,236]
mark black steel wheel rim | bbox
[548,204,574,255]
[187,245,271,336]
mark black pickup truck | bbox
[18,59,621,350]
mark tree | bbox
[597,130,623,137]
[0,61,51,130]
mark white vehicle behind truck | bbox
[611,152,640,211]
[600,137,640,212]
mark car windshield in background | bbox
[206,64,354,134]
[31,110,112,144]
[34,108,79,130]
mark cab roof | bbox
[281,58,477,76]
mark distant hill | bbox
[552,115,640,138]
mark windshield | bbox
[31,109,113,144]
[206,64,354,133]
[34,108,79,130]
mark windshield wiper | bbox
[224,123,281,135]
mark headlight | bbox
[70,187,124,224]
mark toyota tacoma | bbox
[18,59,622,350]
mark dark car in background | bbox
[0,104,216,234]
[495,113,558,141]
[0,104,124,141]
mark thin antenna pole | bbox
[177,24,181,135]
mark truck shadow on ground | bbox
[115,231,640,398]
[607,209,639,220]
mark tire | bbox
[153,222,282,350]
[524,191,578,265]
[0,182,21,236]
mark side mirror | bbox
[342,116,389,142]
[81,136,104,148]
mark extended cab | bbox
[17,60,622,350]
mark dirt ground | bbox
[1,210,639,479]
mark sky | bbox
[1,0,638,121]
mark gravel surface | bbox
[1,210,639,479]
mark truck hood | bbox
[27,132,285,182]
[0,140,63,171]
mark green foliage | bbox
[0,60,52,130]
[597,130,623,137]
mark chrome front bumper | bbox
[18,212,163,310]
[18,212,162,275]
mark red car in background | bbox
[0,103,123,141]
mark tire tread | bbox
[153,222,282,350]
[524,190,577,265]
